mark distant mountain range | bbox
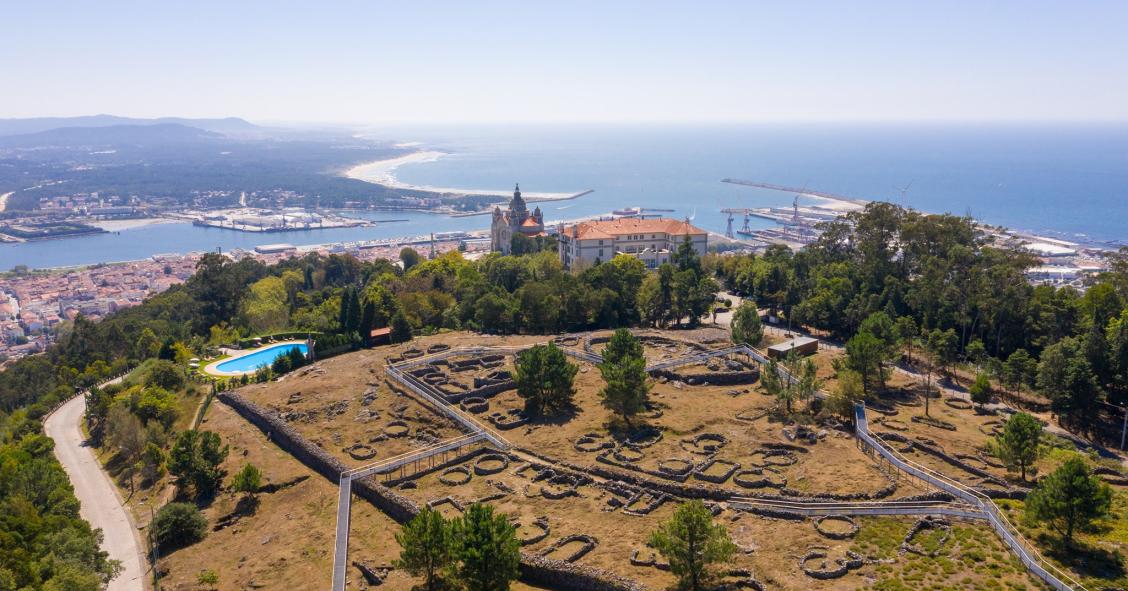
[0,123,225,148]
[0,115,258,137]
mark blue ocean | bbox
[386,123,1128,244]
[2,123,1126,269]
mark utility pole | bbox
[1120,403,1127,451]
[149,504,160,591]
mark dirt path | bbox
[44,393,146,591]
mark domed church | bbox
[490,184,545,254]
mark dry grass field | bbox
[155,330,1060,590]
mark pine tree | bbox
[390,310,413,343]
[230,463,262,500]
[649,500,737,591]
[395,508,453,591]
[893,316,918,364]
[969,372,992,407]
[600,360,650,422]
[515,343,577,417]
[731,302,763,346]
[602,329,644,366]
[169,430,229,499]
[845,331,885,396]
[989,412,1041,481]
[1025,457,1112,546]
[453,504,519,591]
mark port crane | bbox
[722,208,754,238]
[721,188,805,238]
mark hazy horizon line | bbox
[4,113,1128,129]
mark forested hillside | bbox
[717,202,1128,431]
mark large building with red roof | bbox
[557,217,707,269]
[490,184,545,254]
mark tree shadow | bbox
[527,403,580,426]
[212,495,261,531]
[877,385,929,406]
[1038,532,1126,581]
[939,375,967,393]
[606,422,661,445]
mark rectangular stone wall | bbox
[219,391,649,591]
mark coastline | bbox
[344,150,582,201]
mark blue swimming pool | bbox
[215,343,308,374]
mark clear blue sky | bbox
[2,0,1126,124]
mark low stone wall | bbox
[521,555,645,591]
[445,380,516,403]
[220,391,651,591]
[649,368,760,386]
[523,445,901,503]
[219,391,419,522]
[519,447,735,501]
[583,335,611,355]
[741,506,807,521]
[882,431,1013,489]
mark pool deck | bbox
[202,340,308,377]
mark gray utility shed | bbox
[767,336,819,359]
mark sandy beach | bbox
[344,150,581,201]
[805,194,867,212]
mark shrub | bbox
[145,359,186,391]
[969,373,992,406]
[230,463,262,498]
[168,430,229,499]
[153,502,208,549]
[197,569,219,587]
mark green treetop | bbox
[989,412,1041,481]
[598,329,650,428]
[452,504,520,591]
[395,507,454,591]
[649,500,737,591]
[514,343,578,418]
[1025,456,1112,546]
[730,301,763,347]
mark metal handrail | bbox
[854,402,1087,591]
[343,433,487,479]
[386,364,509,449]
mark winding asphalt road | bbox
[44,393,145,591]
